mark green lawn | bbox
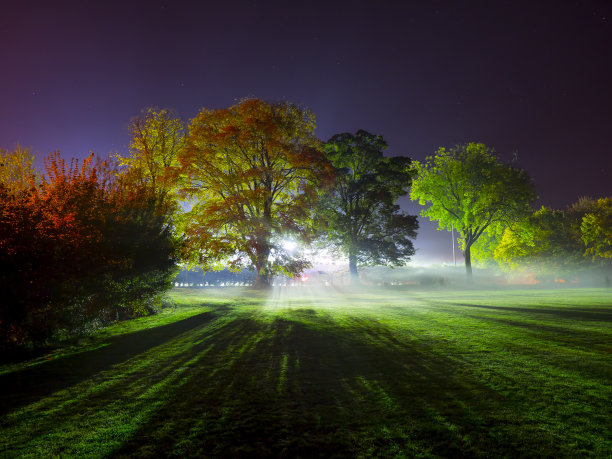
[1,286,611,457]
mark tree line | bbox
[410,143,611,276]
[469,196,611,273]
[116,100,419,289]
[1,97,609,346]
[0,99,419,346]
[0,149,180,346]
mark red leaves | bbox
[1,150,180,345]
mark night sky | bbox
[1,0,611,263]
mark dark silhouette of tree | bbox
[321,130,417,283]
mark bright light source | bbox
[303,247,346,267]
[301,275,309,282]
[282,240,297,251]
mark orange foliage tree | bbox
[179,99,333,287]
[0,150,180,346]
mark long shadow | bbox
[113,310,564,458]
[455,302,612,321]
[462,313,612,381]
[466,314,610,339]
[0,307,227,416]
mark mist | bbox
[175,262,611,293]
[300,264,611,290]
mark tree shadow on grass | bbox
[455,303,612,322]
[112,310,565,458]
[0,307,227,416]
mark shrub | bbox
[0,151,180,347]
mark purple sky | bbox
[1,0,611,263]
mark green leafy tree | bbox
[410,143,536,276]
[581,197,612,260]
[494,206,589,270]
[321,130,417,282]
[468,229,503,267]
[178,98,333,288]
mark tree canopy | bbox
[466,196,611,277]
[0,145,37,193]
[493,205,588,270]
[581,197,612,261]
[178,98,333,287]
[321,130,417,282]
[115,108,186,216]
[410,143,536,276]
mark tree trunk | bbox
[253,269,270,289]
[349,252,359,285]
[464,243,473,278]
[252,199,273,289]
[253,248,271,289]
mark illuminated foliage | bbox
[321,130,417,282]
[0,145,37,193]
[468,228,504,267]
[410,143,536,276]
[0,151,180,346]
[474,197,610,272]
[581,197,612,260]
[179,98,333,287]
[115,107,185,215]
[493,206,588,270]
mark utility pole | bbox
[452,226,456,266]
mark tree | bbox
[581,197,612,260]
[410,143,536,277]
[468,228,503,267]
[178,98,333,288]
[321,130,418,283]
[115,108,185,215]
[0,145,37,193]
[493,206,589,270]
[0,151,180,346]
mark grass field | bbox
[1,286,611,457]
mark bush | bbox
[0,151,180,347]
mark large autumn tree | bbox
[321,130,418,283]
[411,143,536,277]
[178,98,333,288]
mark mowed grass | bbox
[1,287,610,457]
